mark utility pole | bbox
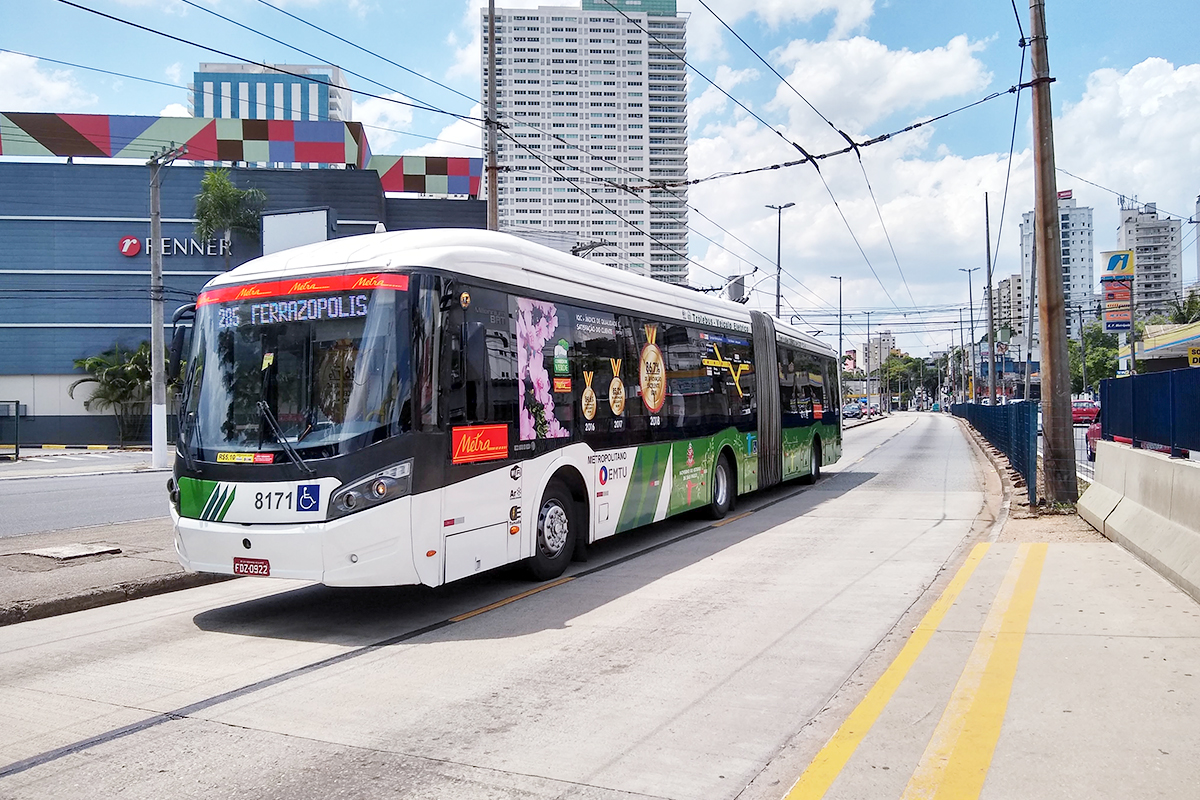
[831,275,843,375]
[766,203,794,317]
[486,0,499,231]
[147,142,188,470]
[1077,305,1088,396]
[1025,237,1037,402]
[958,307,966,403]
[865,310,872,410]
[959,267,979,402]
[1029,0,1077,502]
[985,193,997,405]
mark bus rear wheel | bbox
[526,480,576,581]
[707,453,735,519]
[802,438,822,485]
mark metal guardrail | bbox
[0,400,20,460]
[951,401,1038,505]
[1101,368,1199,457]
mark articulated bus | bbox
[167,229,841,586]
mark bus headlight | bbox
[329,459,413,520]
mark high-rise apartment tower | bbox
[1020,191,1094,339]
[483,0,689,283]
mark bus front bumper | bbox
[172,497,420,587]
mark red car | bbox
[1072,400,1099,425]
[1087,421,1189,461]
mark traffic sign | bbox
[1189,347,1200,368]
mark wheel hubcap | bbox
[539,501,569,556]
[714,463,728,506]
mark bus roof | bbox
[207,229,835,357]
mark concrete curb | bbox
[0,571,236,627]
[949,415,1013,542]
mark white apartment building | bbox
[863,331,895,375]
[1117,200,1183,317]
[482,0,689,284]
[1020,192,1094,339]
[992,273,1026,337]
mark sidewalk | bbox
[0,451,226,626]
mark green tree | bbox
[1068,322,1119,395]
[194,168,267,271]
[1165,288,1200,324]
[68,342,154,447]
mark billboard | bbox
[1103,280,1132,332]
[1100,250,1135,281]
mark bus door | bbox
[439,285,524,583]
[750,311,782,489]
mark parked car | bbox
[1086,421,1188,461]
[869,404,880,417]
[1072,400,1099,425]
[843,403,863,419]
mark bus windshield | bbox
[181,277,412,460]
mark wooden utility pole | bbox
[486,0,499,231]
[1029,0,1077,502]
[147,142,187,470]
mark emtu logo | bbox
[118,236,142,257]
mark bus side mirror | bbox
[169,303,196,383]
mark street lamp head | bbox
[766,202,795,211]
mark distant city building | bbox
[483,0,689,283]
[1117,200,1183,318]
[1020,191,1094,339]
[190,63,352,122]
[992,273,1026,337]
[863,331,895,375]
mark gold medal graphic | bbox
[608,358,626,416]
[639,325,666,413]
[582,371,597,421]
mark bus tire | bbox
[526,480,576,581]
[707,453,736,519]
[801,437,822,485]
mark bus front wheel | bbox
[707,453,736,519]
[527,480,576,581]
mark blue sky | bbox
[4,0,1199,355]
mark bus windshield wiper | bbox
[257,400,315,475]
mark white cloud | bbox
[165,62,183,85]
[0,53,97,113]
[769,35,991,136]
[689,66,760,123]
[403,104,485,158]
[681,0,876,61]
[159,102,190,117]
[355,92,417,151]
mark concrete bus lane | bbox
[0,414,1065,799]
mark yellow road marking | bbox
[448,576,574,622]
[783,542,991,800]
[713,510,754,527]
[900,542,1047,800]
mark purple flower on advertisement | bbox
[516,297,569,440]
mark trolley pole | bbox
[486,0,499,231]
[766,202,794,318]
[147,143,187,469]
[1029,0,1077,502]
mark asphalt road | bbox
[0,470,170,538]
[0,415,992,798]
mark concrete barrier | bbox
[1079,440,1200,603]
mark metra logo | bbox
[118,236,141,257]
[236,285,272,299]
[289,279,328,293]
[451,424,509,465]
[353,275,387,288]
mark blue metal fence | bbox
[951,401,1039,504]
[1100,368,1200,456]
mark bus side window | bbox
[456,286,517,426]
[412,274,443,432]
[617,315,649,444]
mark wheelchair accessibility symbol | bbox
[297,484,321,512]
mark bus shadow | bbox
[192,468,878,646]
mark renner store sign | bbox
[118,235,231,257]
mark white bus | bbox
[167,230,841,586]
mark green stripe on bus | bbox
[617,443,671,532]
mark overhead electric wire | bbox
[986,41,1028,325]
[1056,168,1194,221]
[52,0,483,123]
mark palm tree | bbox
[1165,288,1200,324]
[194,168,267,271]
[68,342,154,447]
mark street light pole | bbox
[830,275,842,370]
[985,192,997,406]
[147,142,187,470]
[865,310,872,410]
[960,266,980,402]
[766,203,794,317]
